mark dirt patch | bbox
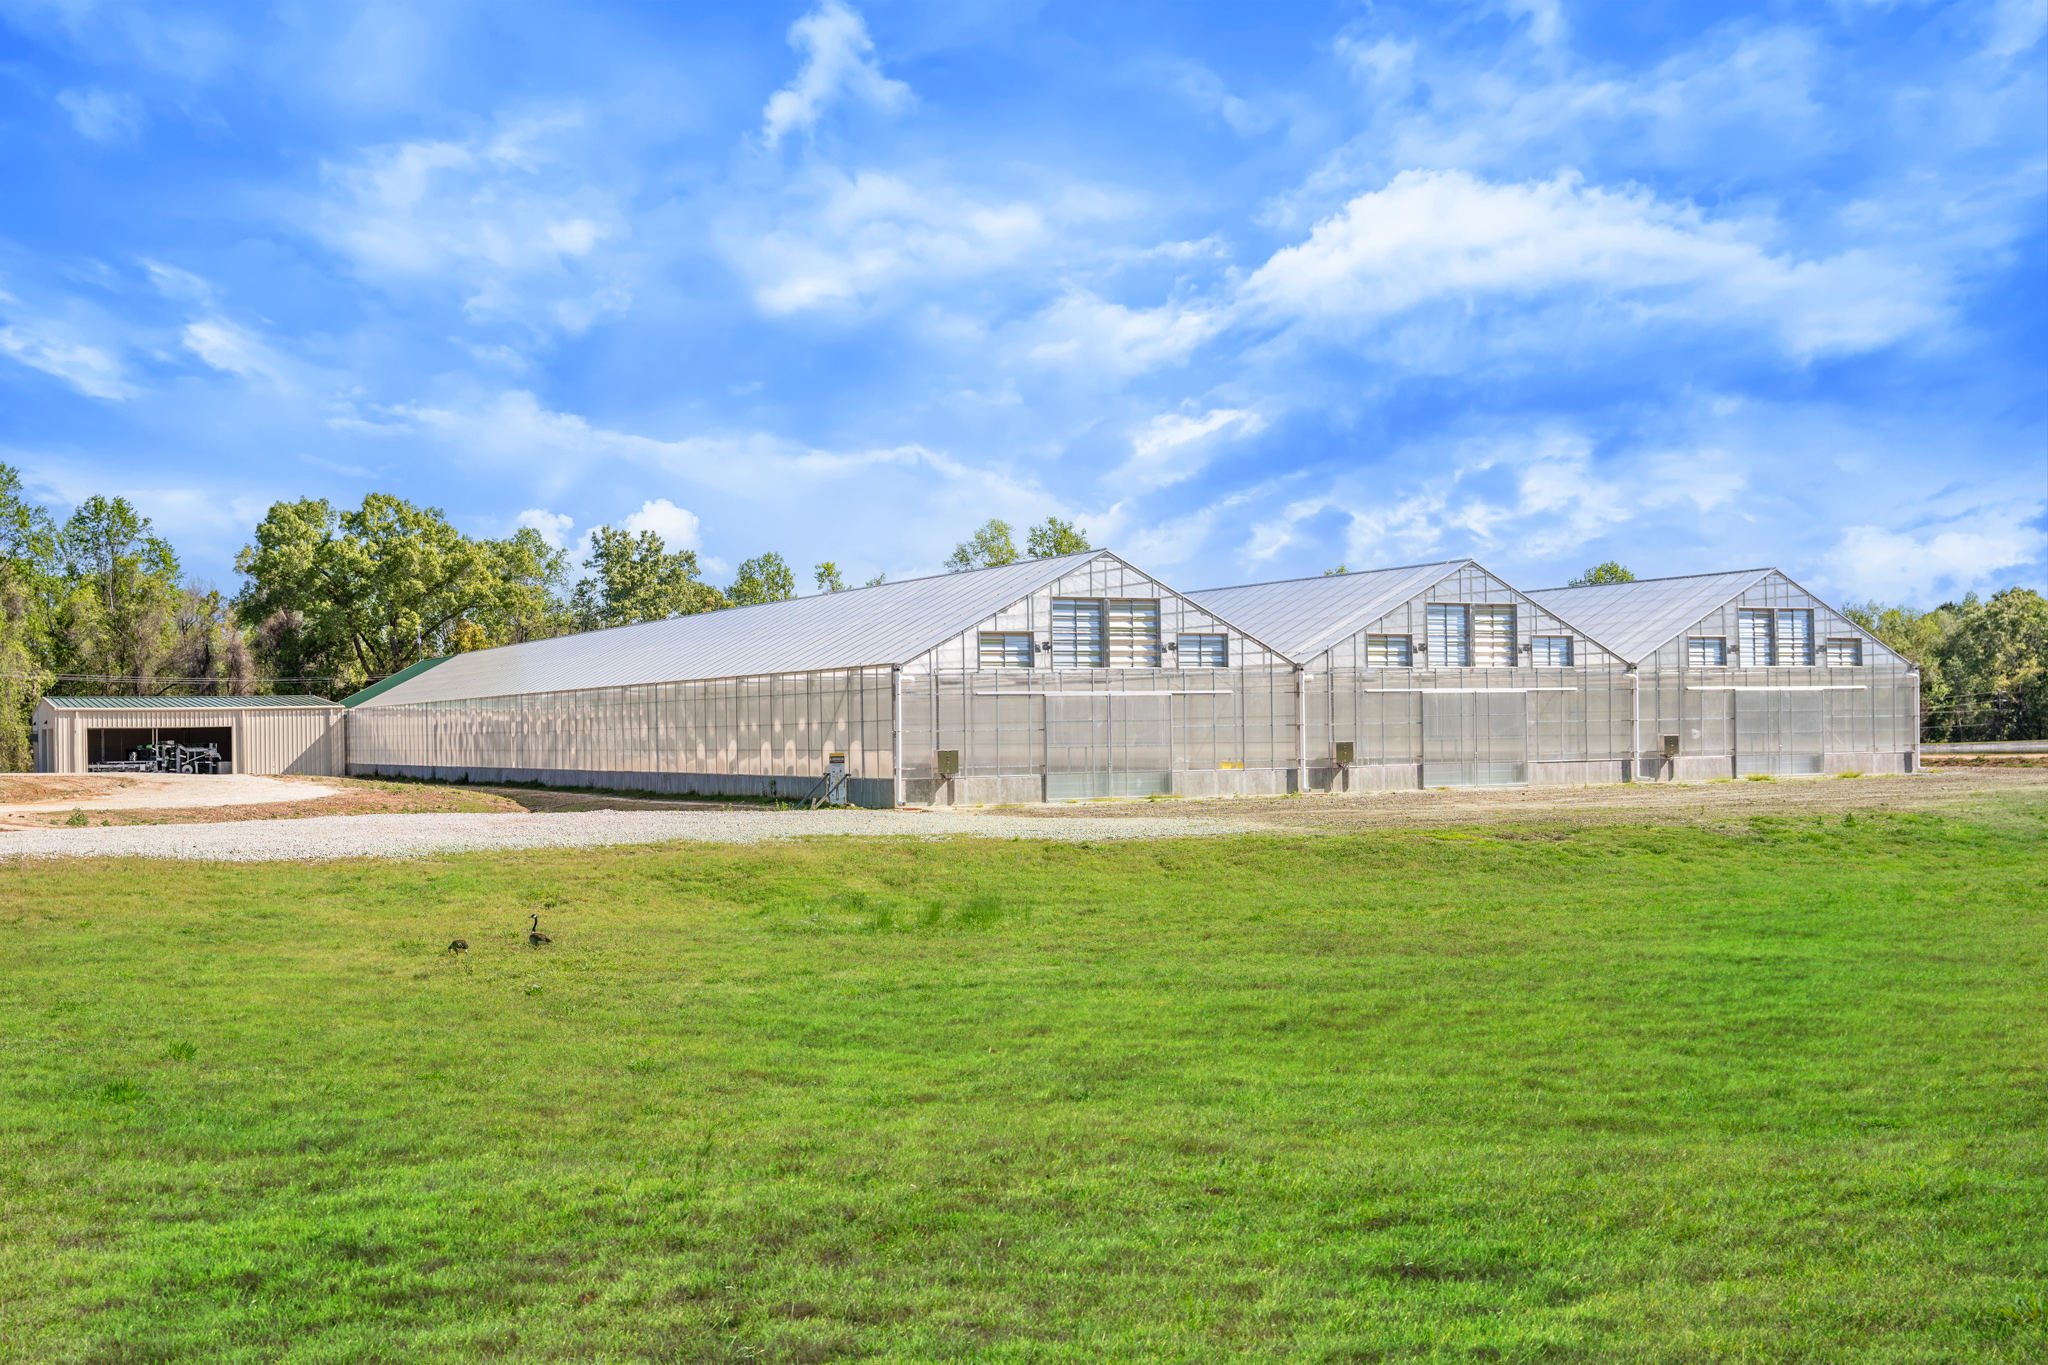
[0,775,139,805]
[974,768,2048,832]
[3,777,525,828]
[6,776,781,828]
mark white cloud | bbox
[1023,291,1221,375]
[0,322,131,400]
[515,507,575,549]
[621,497,701,551]
[316,111,631,331]
[1113,407,1266,492]
[56,87,144,144]
[1494,0,1566,48]
[182,319,293,389]
[1827,512,2046,601]
[144,260,215,305]
[1239,169,1940,358]
[761,0,912,148]
[728,169,1051,314]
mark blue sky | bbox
[0,0,2041,606]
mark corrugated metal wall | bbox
[35,707,346,776]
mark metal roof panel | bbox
[357,551,1110,706]
[1526,570,1775,663]
[1187,560,1473,661]
[41,694,341,709]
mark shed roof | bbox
[356,551,1114,707]
[1188,560,1472,662]
[1525,570,1774,664]
[39,694,340,710]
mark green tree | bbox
[1568,561,1635,587]
[55,495,182,695]
[945,519,1018,572]
[814,561,846,593]
[0,465,56,768]
[729,552,797,607]
[165,583,257,696]
[1324,565,1348,576]
[569,527,724,631]
[865,572,888,587]
[1845,590,2048,741]
[237,494,542,693]
[1026,518,1090,558]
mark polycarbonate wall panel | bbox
[348,668,895,780]
[897,663,1298,779]
[1306,668,1632,767]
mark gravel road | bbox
[0,807,1265,862]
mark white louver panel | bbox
[1472,605,1516,667]
[1052,599,1104,668]
[1106,599,1161,668]
[979,632,1033,669]
[1738,609,1775,666]
[1367,635,1412,667]
[1777,609,1813,666]
[1426,604,1470,668]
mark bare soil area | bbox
[0,774,781,829]
[978,768,2048,832]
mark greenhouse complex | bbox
[337,549,1919,806]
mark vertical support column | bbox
[891,665,905,808]
[1626,665,1640,783]
[1909,668,1921,773]
[1294,664,1307,792]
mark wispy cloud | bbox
[0,318,132,400]
[761,1,912,148]
[315,110,632,331]
[56,87,145,144]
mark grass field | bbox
[3,798,2044,1362]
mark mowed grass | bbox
[2,803,2044,1363]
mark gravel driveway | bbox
[0,807,1264,862]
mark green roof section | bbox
[42,694,340,710]
[341,656,452,709]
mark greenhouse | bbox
[342,552,1919,804]
[1191,560,1637,789]
[1528,569,1919,778]
[345,551,1300,807]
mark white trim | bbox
[1687,685,1868,692]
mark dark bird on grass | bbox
[528,914,551,947]
[447,939,468,953]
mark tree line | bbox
[0,472,1097,767]
[1846,590,2048,742]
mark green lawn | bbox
[3,801,2044,1362]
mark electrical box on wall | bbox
[1333,741,1355,764]
[936,749,960,777]
[1661,734,1680,758]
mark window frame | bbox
[1530,635,1574,667]
[1177,633,1228,668]
[1050,598,1105,669]
[1688,637,1728,667]
[1826,637,1864,667]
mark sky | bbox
[0,0,2042,607]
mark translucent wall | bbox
[348,667,897,783]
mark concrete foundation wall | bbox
[348,763,897,809]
